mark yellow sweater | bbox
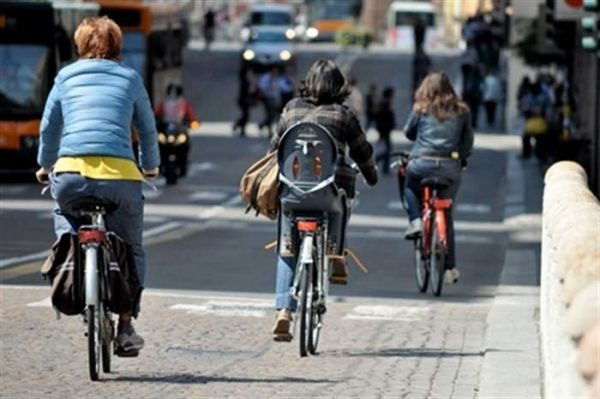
[54,156,143,181]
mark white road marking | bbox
[143,189,162,200]
[456,203,492,214]
[343,305,430,321]
[26,297,52,307]
[0,250,50,269]
[170,300,272,318]
[388,201,491,214]
[144,215,168,223]
[198,195,242,220]
[0,221,182,269]
[188,191,229,202]
[188,162,216,177]
[0,186,26,195]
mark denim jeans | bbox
[49,172,146,285]
[274,197,347,311]
[404,158,462,269]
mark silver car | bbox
[241,26,295,69]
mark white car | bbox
[241,26,295,70]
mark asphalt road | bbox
[1,47,507,303]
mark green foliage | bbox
[335,25,372,49]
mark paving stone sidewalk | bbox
[1,287,489,399]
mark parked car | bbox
[241,26,295,71]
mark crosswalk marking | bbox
[388,201,491,214]
[170,301,272,318]
[343,305,430,321]
[26,297,52,307]
[188,191,229,202]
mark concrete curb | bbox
[478,153,542,398]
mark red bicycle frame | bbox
[421,186,452,252]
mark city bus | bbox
[0,0,184,170]
[385,1,440,51]
[96,0,184,105]
[305,0,362,42]
[0,1,98,169]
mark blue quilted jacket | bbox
[37,59,159,169]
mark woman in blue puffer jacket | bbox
[35,16,159,357]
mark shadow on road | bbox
[111,373,336,385]
[329,347,517,359]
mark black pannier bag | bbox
[102,232,142,317]
[41,232,142,317]
[40,233,85,316]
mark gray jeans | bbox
[49,172,146,285]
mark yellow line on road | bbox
[0,261,43,281]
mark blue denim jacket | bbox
[37,59,159,169]
[403,111,474,160]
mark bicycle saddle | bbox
[420,176,453,188]
[69,197,117,214]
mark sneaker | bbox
[272,309,293,342]
[444,268,460,284]
[405,218,423,240]
[115,322,144,357]
[329,256,348,285]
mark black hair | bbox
[298,59,351,105]
[382,86,394,99]
[167,82,183,96]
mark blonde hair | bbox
[413,72,468,121]
[74,16,122,60]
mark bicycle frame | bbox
[79,212,106,307]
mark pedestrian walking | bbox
[203,8,215,50]
[365,83,377,130]
[233,65,256,137]
[346,77,364,120]
[278,66,295,114]
[521,78,552,161]
[482,69,503,127]
[374,86,395,175]
[412,46,431,96]
[257,67,282,137]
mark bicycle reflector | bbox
[79,230,105,244]
[297,220,318,232]
[292,156,300,179]
[434,198,452,209]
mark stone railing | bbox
[541,161,600,398]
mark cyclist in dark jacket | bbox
[269,59,378,340]
[403,72,474,285]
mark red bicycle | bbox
[392,152,453,296]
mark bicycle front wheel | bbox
[430,223,446,297]
[87,305,101,381]
[307,260,321,355]
[414,237,429,293]
[101,306,113,373]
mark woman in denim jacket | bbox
[35,17,159,357]
[402,72,474,284]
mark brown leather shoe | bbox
[329,256,348,285]
[272,309,293,342]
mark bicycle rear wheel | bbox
[414,237,429,293]
[87,305,101,381]
[298,262,311,357]
[430,223,446,297]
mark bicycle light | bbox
[79,229,105,244]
